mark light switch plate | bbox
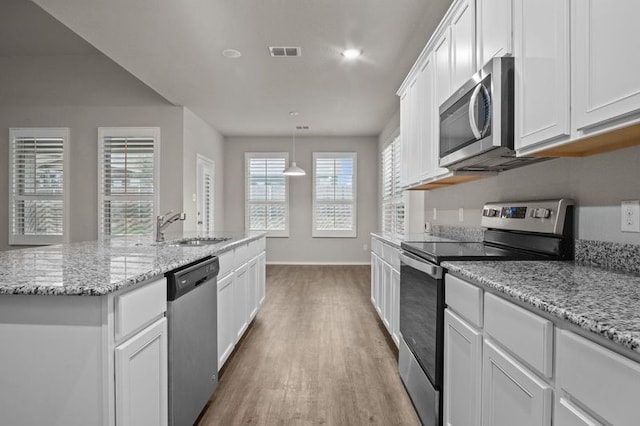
[621,200,640,232]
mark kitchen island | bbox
[0,233,266,426]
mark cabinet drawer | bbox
[445,274,483,328]
[371,238,383,256]
[484,293,553,378]
[382,243,400,270]
[248,239,262,258]
[256,237,266,253]
[556,329,640,425]
[115,277,167,341]
[218,250,234,278]
[234,244,248,268]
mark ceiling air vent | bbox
[296,125,309,130]
[269,46,301,57]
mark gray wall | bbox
[0,54,185,251]
[422,144,640,245]
[182,108,226,233]
[224,136,379,264]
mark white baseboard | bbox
[266,261,371,266]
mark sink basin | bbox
[173,237,231,246]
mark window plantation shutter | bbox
[9,129,68,245]
[99,129,158,237]
[380,134,404,238]
[313,153,357,237]
[393,137,405,236]
[245,153,289,236]
[382,143,394,234]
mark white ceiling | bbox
[19,0,451,136]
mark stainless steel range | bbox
[398,199,574,426]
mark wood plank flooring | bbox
[198,265,419,426]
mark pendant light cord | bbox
[292,128,296,162]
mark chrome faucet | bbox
[156,211,186,242]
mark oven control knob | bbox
[531,208,552,219]
[482,208,499,217]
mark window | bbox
[98,127,159,237]
[8,128,69,245]
[245,152,289,237]
[312,152,357,237]
[382,134,404,238]
[197,155,214,235]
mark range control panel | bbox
[481,199,574,235]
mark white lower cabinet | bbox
[370,237,400,348]
[258,251,266,306]
[234,264,249,341]
[248,256,259,320]
[391,268,400,346]
[443,309,482,426]
[115,317,168,426]
[555,397,601,426]
[445,273,640,426]
[216,238,267,371]
[482,338,552,426]
[217,272,235,370]
[382,261,392,331]
[556,329,640,425]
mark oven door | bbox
[399,250,444,388]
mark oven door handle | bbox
[400,251,443,279]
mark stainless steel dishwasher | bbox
[166,256,219,426]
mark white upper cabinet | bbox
[434,28,452,108]
[572,0,640,133]
[419,54,438,181]
[399,91,410,189]
[399,77,422,187]
[450,0,476,93]
[513,0,571,153]
[476,0,512,69]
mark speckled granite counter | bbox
[442,260,640,355]
[0,233,265,296]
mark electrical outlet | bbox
[621,200,640,232]
[363,244,368,251]
[459,207,464,222]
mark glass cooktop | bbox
[401,241,545,264]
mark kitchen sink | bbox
[170,237,232,247]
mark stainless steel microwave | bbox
[439,57,539,171]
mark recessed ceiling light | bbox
[341,49,362,59]
[289,111,299,116]
[222,49,242,59]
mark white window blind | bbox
[9,128,69,245]
[245,152,289,237]
[382,134,404,238]
[313,152,357,238]
[98,127,159,237]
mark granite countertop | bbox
[0,233,265,296]
[442,260,640,354]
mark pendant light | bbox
[283,127,306,176]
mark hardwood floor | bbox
[198,265,420,426]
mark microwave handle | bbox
[468,84,491,139]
